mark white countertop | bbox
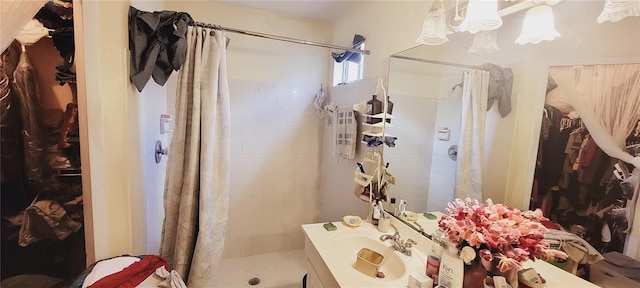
[410,211,600,288]
[303,220,429,288]
[304,216,599,288]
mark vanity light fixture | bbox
[515,4,561,45]
[416,0,450,45]
[414,0,629,50]
[597,0,640,23]
[457,0,503,34]
[468,30,500,53]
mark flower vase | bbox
[482,259,518,288]
[463,259,487,288]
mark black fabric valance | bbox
[331,34,365,63]
[128,6,193,92]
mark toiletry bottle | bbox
[397,199,406,218]
[389,198,397,216]
[366,95,382,124]
[438,240,463,288]
[426,228,444,283]
[371,200,381,225]
[386,95,394,123]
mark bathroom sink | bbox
[329,231,406,280]
[303,220,598,288]
[303,221,428,287]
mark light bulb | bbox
[468,30,499,54]
[515,5,560,45]
[458,0,503,34]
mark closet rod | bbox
[190,22,370,55]
[391,55,487,71]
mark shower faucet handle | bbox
[155,140,168,163]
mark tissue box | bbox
[408,273,433,288]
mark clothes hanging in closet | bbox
[532,105,640,254]
[559,128,583,189]
[1,41,25,185]
[0,41,49,196]
[34,1,76,86]
[14,45,49,191]
[537,105,565,186]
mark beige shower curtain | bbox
[455,69,489,200]
[160,26,230,287]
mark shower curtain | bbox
[160,26,230,287]
[455,69,489,200]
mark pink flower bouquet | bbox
[438,198,568,272]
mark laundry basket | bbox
[355,248,384,277]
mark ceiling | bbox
[217,0,358,22]
[217,0,529,23]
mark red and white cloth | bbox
[82,255,186,288]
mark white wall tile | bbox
[137,79,168,255]
[317,78,379,222]
[225,79,321,258]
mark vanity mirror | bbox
[385,51,470,214]
[384,48,484,238]
[381,0,640,242]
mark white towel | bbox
[545,229,604,264]
[334,106,357,159]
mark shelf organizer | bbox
[352,78,396,205]
[361,113,394,140]
[353,151,383,204]
[356,78,395,143]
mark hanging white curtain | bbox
[160,26,230,287]
[1,0,46,52]
[456,69,489,200]
[549,64,640,168]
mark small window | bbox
[332,42,364,86]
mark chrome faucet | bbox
[379,224,416,256]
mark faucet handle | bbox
[405,238,417,247]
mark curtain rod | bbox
[191,21,370,55]
[391,55,487,71]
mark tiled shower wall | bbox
[383,95,438,213]
[224,79,322,258]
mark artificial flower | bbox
[438,198,568,270]
[460,246,477,264]
[495,253,522,272]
